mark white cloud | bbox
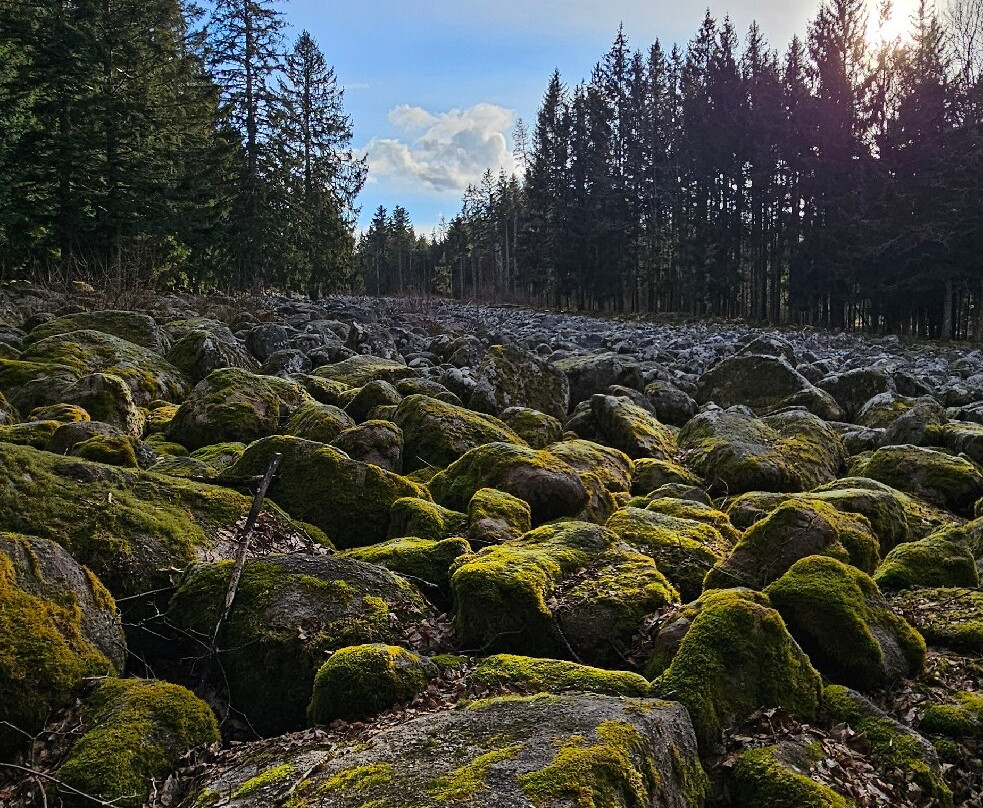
[365,103,516,193]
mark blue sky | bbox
[283,1,913,234]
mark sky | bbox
[284,0,922,234]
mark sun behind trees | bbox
[382,0,982,339]
[0,0,365,296]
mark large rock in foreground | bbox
[679,408,846,495]
[179,694,709,808]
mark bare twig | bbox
[0,762,135,807]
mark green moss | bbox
[874,532,979,591]
[733,747,850,808]
[29,403,91,423]
[344,536,470,598]
[765,556,925,690]
[188,441,245,470]
[144,434,188,457]
[144,402,179,434]
[308,644,434,723]
[319,763,395,795]
[631,458,701,495]
[467,487,532,546]
[57,678,219,808]
[890,588,983,653]
[314,356,418,387]
[0,552,113,748]
[429,745,522,801]
[517,721,660,808]
[71,434,140,468]
[233,763,299,798]
[388,497,467,543]
[0,419,61,449]
[501,406,563,449]
[469,655,649,696]
[652,589,822,751]
[643,498,742,544]
[823,684,952,806]
[921,692,983,739]
[285,400,355,443]
[605,507,731,601]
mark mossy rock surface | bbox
[314,355,419,387]
[29,402,90,424]
[0,418,61,449]
[167,367,312,451]
[733,746,850,808]
[705,499,880,591]
[765,555,925,691]
[817,368,895,422]
[189,441,246,471]
[70,433,143,468]
[606,507,732,601]
[554,351,645,407]
[168,554,432,736]
[500,406,563,449]
[343,536,471,601]
[394,394,526,471]
[852,444,983,515]
[631,457,701,495]
[469,343,570,420]
[181,694,708,808]
[0,442,254,597]
[549,438,634,523]
[308,644,436,723]
[468,654,650,697]
[920,691,983,739]
[468,487,532,546]
[60,372,144,435]
[230,435,423,548]
[344,379,403,422]
[285,400,355,443]
[696,354,842,419]
[19,329,188,406]
[643,498,741,544]
[388,496,467,542]
[679,408,846,496]
[873,531,980,590]
[332,419,404,472]
[651,588,822,751]
[822,685,952,805]
[26,310,169,353]
[0,535,120,749]
[452,521,678,664]
[57,678,219,808]
[0,357,79,413]
[166,322,259,383]
[890,587,983,653]
[588,393,678,460]
[429,442,587,525]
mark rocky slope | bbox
[0,283,981,807]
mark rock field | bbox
[1,285,982,807]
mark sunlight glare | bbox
[870,0,923,44]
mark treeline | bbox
[377,0,983,338]
[0,0,364,296]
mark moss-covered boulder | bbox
[554,351,645,407]
[631,458,702,495]
[499,406,563,449]
[343,536,471,602]
[467,487,532,546]
[587,393,677,460]
[469,343,570,420]
[14,329,188,407]
[816,368,895,422]
[0,357,79,414]
[873,530,980,590]
[643,498,742,544]
[643,380,698,427]
[56,678,219,808]
[696,354,843,419]
[0,535,121,750]
[332,420,404,473]
[285,399,355,443]
[388,496,467,542]
[168,554,432,735]
[765,556,925,690]
[856,391,929,428]
[308,644,436,723]
[920,691,983,739]
[189,441,246,472]
[26,310,170,354]
[679,408,846,495]
[704,500,880,591]
[606,507,732,601]
[429,442,587,525]
[394,394,526,471]
[0,442,258,598]
[468,654,650,696]
[167,367,312,450]
[344,379,403,422]
[314,355,418,387]
[0,389,17,424]
[229,435,422,548]
[549,438,634,523]
[166,322,259,383]
[0,418,61,449]
[851,444,983,515]
[29,402,90,423]
[651,588,822,750]
[59,372,144,435]
[823,685,952,805]
[889,587,983,654]
[181,693,707,808]
[451,521,678,664]
[70,432,144,468]
[732,746,850,808]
